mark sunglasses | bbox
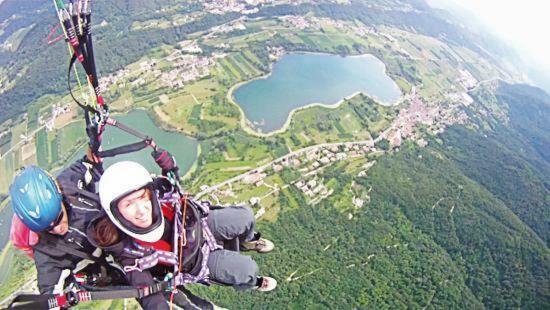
[47,209,64,231]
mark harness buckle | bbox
[123,259,142,273]
[65,290,79,307]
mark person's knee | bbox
[235,205,255,224]
[208,251,259,287]
[242,255,259,277]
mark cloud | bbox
[433,0,550,68]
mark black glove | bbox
[86,123,101,153]
[151,147,179,175]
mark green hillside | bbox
[190,133,549,308]
[189,83,549,309]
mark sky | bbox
[429,0,550,70]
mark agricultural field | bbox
[56,121,86,163]
[9,122,27,148]
[0,244,34,302]
[0,23,34,52]
[0,157,11,194]
[279,95,396,148]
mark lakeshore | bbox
[229,53,403,135]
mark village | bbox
[98,39,214,92]
[380,90,469,148]
[199,138,379,218]
[202,0,314,15]
[197,85,472,219]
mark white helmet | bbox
[98,161,164,242]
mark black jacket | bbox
[32,157,103,294]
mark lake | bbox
[68,109,198,173]
[233,53,402,132]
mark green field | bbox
[58,121,86,161]
[10,122,26,148]
[35,129,49,168]
[0,157,10,194]
[0,244,35,301]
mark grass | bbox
[57,121,86,163]
[204,160,257,170]
[0,153,17,195]
[159,94,200,134]
[0,157,10,194]
[0,244,35,302]
[279,187,300,209]
[218,58,241,81]
[35,129,49,168]
[10,122,27,148]
[242,50,263,67]
[0,244,16,286]
[225,55,248,79]
[232,182,273,203]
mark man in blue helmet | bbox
[9,133,107,294]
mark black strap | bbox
[8,283,169,309]
[67,53,98,115]
[110,119,152,141]
[40,234,100,262]
[96,140,150,158]
[8,294,51,309]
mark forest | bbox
[185,82,549,309]
[190,129,548,309]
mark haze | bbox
[429,0,550,70]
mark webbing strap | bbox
[40,234,100,262]
[174,218,222,285]
[8,283,169,309]
[123,249,178,273]
[96,140,150,158]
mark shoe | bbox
[255,276,277,292]
[241,238,274,253]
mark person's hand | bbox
[85,146,102,164]
[86,123,101,153]
[151,147,178,175]
[85,123,102,164]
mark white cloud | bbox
[434,0,550,68]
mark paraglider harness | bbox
[123,193,223,285]
[8,1,229,308]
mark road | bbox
[0,120,49,160]
[195,137,381,199]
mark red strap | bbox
[54,295,67,309]
[161,203,175,221]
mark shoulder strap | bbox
[40,234,100,262]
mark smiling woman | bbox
[116,188,154,229]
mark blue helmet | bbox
[9,166,63,232]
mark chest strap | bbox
[123,218,222,285]
[174,218,222,285]
[123,243,178,272]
